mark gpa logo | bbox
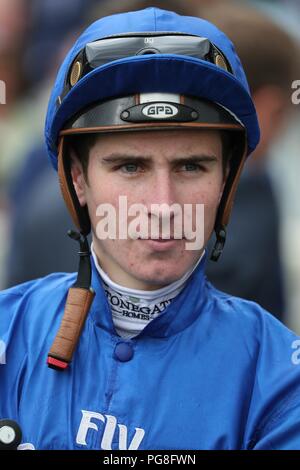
[142,103,178,119]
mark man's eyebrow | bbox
[101,154,151,165]
[171,155,218,164]
[100,153,218,165]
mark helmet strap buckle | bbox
[210,226,227,262]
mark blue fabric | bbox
[45,7,260,170]
[1,256,300,450]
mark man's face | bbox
[72,129,226,289]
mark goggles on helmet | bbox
[64,33,233,96]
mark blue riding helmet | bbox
[45,7,259,164]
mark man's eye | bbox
[182,163,203,172]
[120,163,139,173]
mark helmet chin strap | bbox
[210,131,248,262]
[210,226,227,262]
[47,138,95,371]
[210,184,228,262]
[47,230,95,371]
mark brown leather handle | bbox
[47,287,95,370]
[221,143,247,227]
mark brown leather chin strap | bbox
[57,137,81,231]
[211,132,248,261]
[219,132,248,226]
[47,288,95,370]
[48,137,94,371]
[57,136,91,234]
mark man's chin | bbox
[129,268,185,290]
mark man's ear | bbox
[70,149,87,207]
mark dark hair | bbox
[68,133,98,179]
[67,130,234,181]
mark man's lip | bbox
[137,237,184,241]
[138,238,183,251]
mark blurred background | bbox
[0,0,300,332]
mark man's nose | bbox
[150,170,177,200]
[146,171,178,219]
